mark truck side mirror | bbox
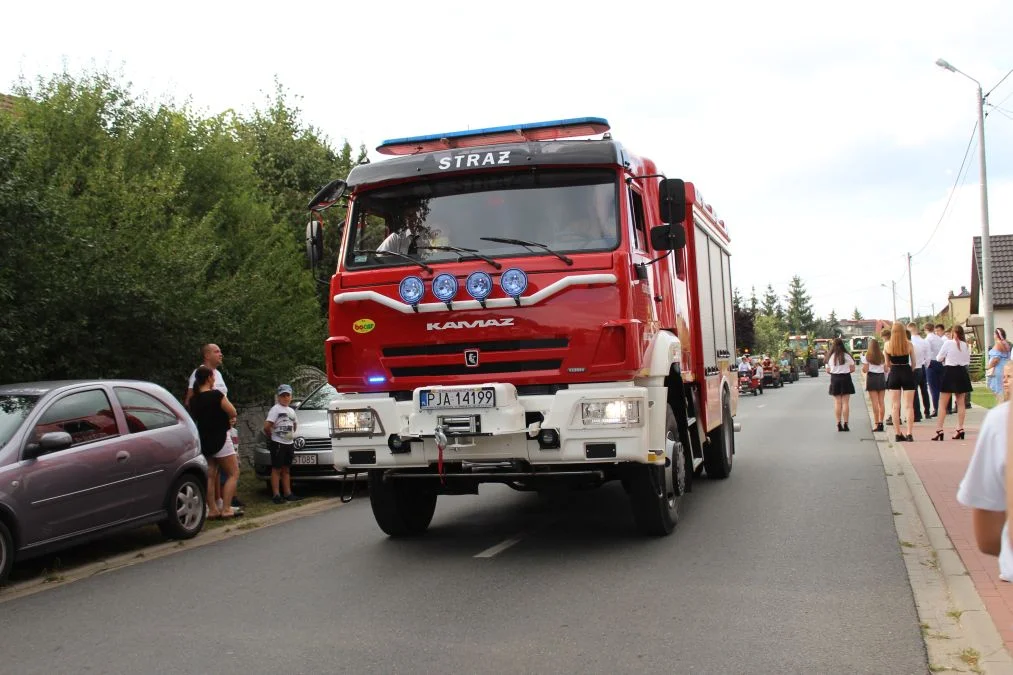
[307,178,347,212]
[305,220,324,268]
[650,223,686,251]
[658,178,687,224]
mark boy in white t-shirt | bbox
[956,399,1013,581]
[264,384,301,505]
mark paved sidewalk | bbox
[897,398,1013,650]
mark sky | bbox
[4,0,1013,323]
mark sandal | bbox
[219,509,244,519]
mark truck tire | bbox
[628,405,684,536]
[704,393,734,479]
[368,471,438,536]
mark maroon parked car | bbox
[0,380,208,584]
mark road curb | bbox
[862,384,1013,674]
[0,497,345,605]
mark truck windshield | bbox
[344,169,618,269]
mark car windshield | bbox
[0,395,40,448]
[344,169,618,269]
[298,385,338,410]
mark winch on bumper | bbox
[328,382,661,474]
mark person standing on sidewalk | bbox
[826,338,856,431]
[923,321,943,417]
[885,321,917,442]
[986,327,1011,404]
[863,338,887,432]
[907,322,928,423]
[933,325,973,441]
[957,362,1013,581]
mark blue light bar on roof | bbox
[376,117,611,156]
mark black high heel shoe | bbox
[895,434,905,442]
[905,434,914,442]
[837,422,843,432]
[931,429,944,442]
[843,422,850,432]
[952,428,965,440]
[875,422,884,432]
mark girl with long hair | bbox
[188,365,243,518]
[885,320,917,442]
[863,338,887,431]
[825,337,856,430]
[933,324,973,440]
[987,327,1010,403]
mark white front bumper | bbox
[328,382,662,470]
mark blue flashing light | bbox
[432,273,458,302]
[500,268,528,298]
[398,275,425,305]
[465,271,493,301]
[377,117,611,156]
[367,376,386,384]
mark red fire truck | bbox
[307,117,738,536]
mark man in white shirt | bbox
[908,322,929,422]
[185,343,227,405]
[924,322,945,417]
[957,401,1013,581]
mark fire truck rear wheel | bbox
[704,394,734,479]
[628,405,683,536]
[367,471,438,536]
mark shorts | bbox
[268,440,295,468]
[214,434,236,459]
[886,365,917,391]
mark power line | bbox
[911,120,978,258]
[986,67,1013,97]
[988,105,1013,121]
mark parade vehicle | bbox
[813,338,832,367]
[848,336,870,364]
[306,117,739,536]
[760,356,782,388]
[787,334,820,377]
[738,369,763,396]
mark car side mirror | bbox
[650,223,686,251]
[24,431,73,459]
[657,178,687,224]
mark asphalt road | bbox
[0,374,928,674]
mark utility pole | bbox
[976,85,994,344]
[907,252,915,322]
[891,281,897,324]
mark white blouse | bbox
[937,339,971,367]
[861,354,885,374]
[826,353,855,374]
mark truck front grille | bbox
[382,338,568,358]
[389,360,562,378]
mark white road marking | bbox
[475,536,523,558]
[758,404,766,409]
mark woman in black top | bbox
[884,321,917,442]
[188,365,240,518]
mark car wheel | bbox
[158,474,207,540]
[0,520,13,585]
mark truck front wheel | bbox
[368,471,438,536]
[704,393,734,479]
[628,405,684,536]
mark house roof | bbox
[971,235,1013,311]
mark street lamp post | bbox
[936,58,993,343]
[881,282,897,323]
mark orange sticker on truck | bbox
[353,319,375,334]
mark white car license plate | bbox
[420,387,496,410]
[292,454,318,465]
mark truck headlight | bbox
[330,409,382,436]
[580,400,642,426]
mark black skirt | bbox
[829,373,856,396]
[940,365,972,394]
[887,365,917,391]
[866,372,887,391]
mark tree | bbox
[749,286,758,315]
[761,284,780,317]
[828,310,840,336]
[0,71,348,401]
[784,276,815,334]
[753,314,784,358]
[733,287,755,353]
[852,307,863,321]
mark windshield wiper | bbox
[354,249,433,274]
[417,245,502,270]
[479,237,573,266]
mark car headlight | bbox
[580,400,642,426]
[329,409,382,436]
